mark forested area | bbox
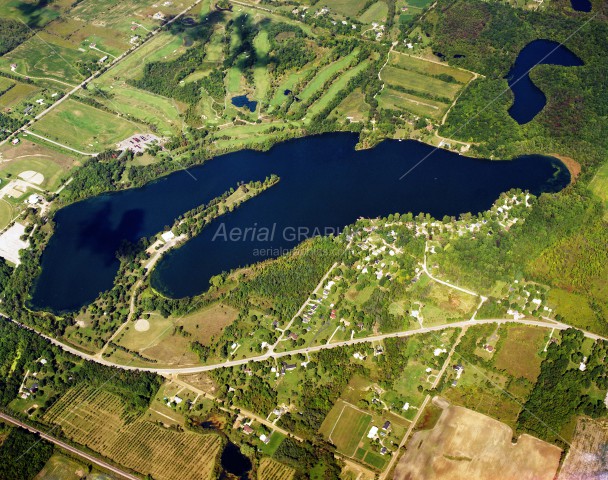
[0,308,161,413]
[0,426,53,479]
[432,0,608,174]
[517,329,608,446]
[0,19,31,56]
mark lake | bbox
[231,95,257,112]
[506,39,584,124]
[30,133,569,312]
[571,0,592,12]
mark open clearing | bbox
[494,325,547,382]
[589,159,608,218]
[134,319,150,332]
[395,404,561,480]
[31,99,140,152]
[43,385,221,480]
[176,303,239,345]
[319,399,371,456]
[559,417,608,480]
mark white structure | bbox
[161,231,175,243]
[367,426,378,439]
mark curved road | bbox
[3,314,602,375]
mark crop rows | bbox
[43,386,221,480]
[258,458,295,480]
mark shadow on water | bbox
[220,442,252,479]
[30,133,570,312]
[571,0,592,12]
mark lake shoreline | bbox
[549,153,581,183]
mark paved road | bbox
[4,313,601,375]
[0,0,203,148]
[0,412,139,480]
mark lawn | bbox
[35,452,89,480]
[253,30,271,104]
[258,432,286,456]
[270,67,314,107]
[0,0,72,25]
[0,154,69,192]
[0,201,13,230]
[31,99,140,151]
[84,82,184,136]
[329,89,370,123]
[297,50,359,103]
[493,325,547,382]
[319,400,371,456]
[307,60,370,117]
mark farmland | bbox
[589,159,608,218]
[258,458,295,480]
[395,405,562,480]
[379,51,475,120]
[43,385,222,480]
[559,417,608,480]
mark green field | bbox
[389,52,473,83]
[359,2,389,23]
[297,50,359,103]
[329,0,369,17]
[589,159,608,218]
[0,200,13,230]
[31,99,140,152]
[0,33,93,85]
[319,400,371,455]
[0,0,72,25]
[0,82,40,109]
[379,88,447,119]
[494,325,547,382]
[381,66,462,98]
[253,30,272,104]
[308,61,369,117]
[0,156,67,192]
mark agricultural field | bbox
[0,0,73,26]
[319,400,372,456]
[327,0,370,17]
[258,457,295,480]
[31,98,141,152]
[43,386,222,480]
[394,405,562,480]
[558,417,608,480]
[379,52,475,120]
[359,2,389,24]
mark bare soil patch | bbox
[395,404,561,480]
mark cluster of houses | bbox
[367,420,393,455]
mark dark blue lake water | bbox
[571,0,592,12]
[506,39,583,124]
[231,95,257,112]
[30,133,569,311]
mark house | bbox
[367,426,378,439]
[283,363,297,372]
[153,11,166,20]
[288,332,298,341]
[242,425,254,435]
[484,344,494,353]
[380,447,388,455]
[99,55,108,63]
[402,402,410,411]
[39,358,47,365]
[161,231,175,243]
[330,309,337,319]
[374,346,384,356]
[382,421,391,431]
[23,106,33,115]
[259,434,270,444]
[11,138,19,145]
